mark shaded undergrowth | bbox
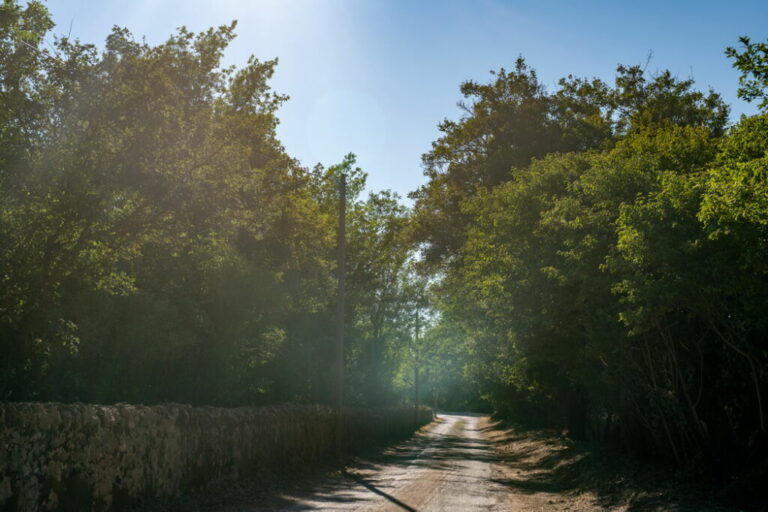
[487,418,764,512]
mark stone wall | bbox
[0,402,433,511]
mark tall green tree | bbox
[0,6,334,404]
[410,59,727,268]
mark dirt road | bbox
[251,413,598,511]
[164,412,729,511]
[201,413,729,511]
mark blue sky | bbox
[46,0,768,200]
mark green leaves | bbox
[421,47,768,462]
[0,7,336,405]
[726,36,768,110]
[411,58,729,269]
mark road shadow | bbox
[351,418,499,472]
[246,413,501,510]
[344,472,417,512]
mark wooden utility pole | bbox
[335,174,346,465]
[413,309,420,428]
[432,370,438,418]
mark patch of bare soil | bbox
[480,417,738,512]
